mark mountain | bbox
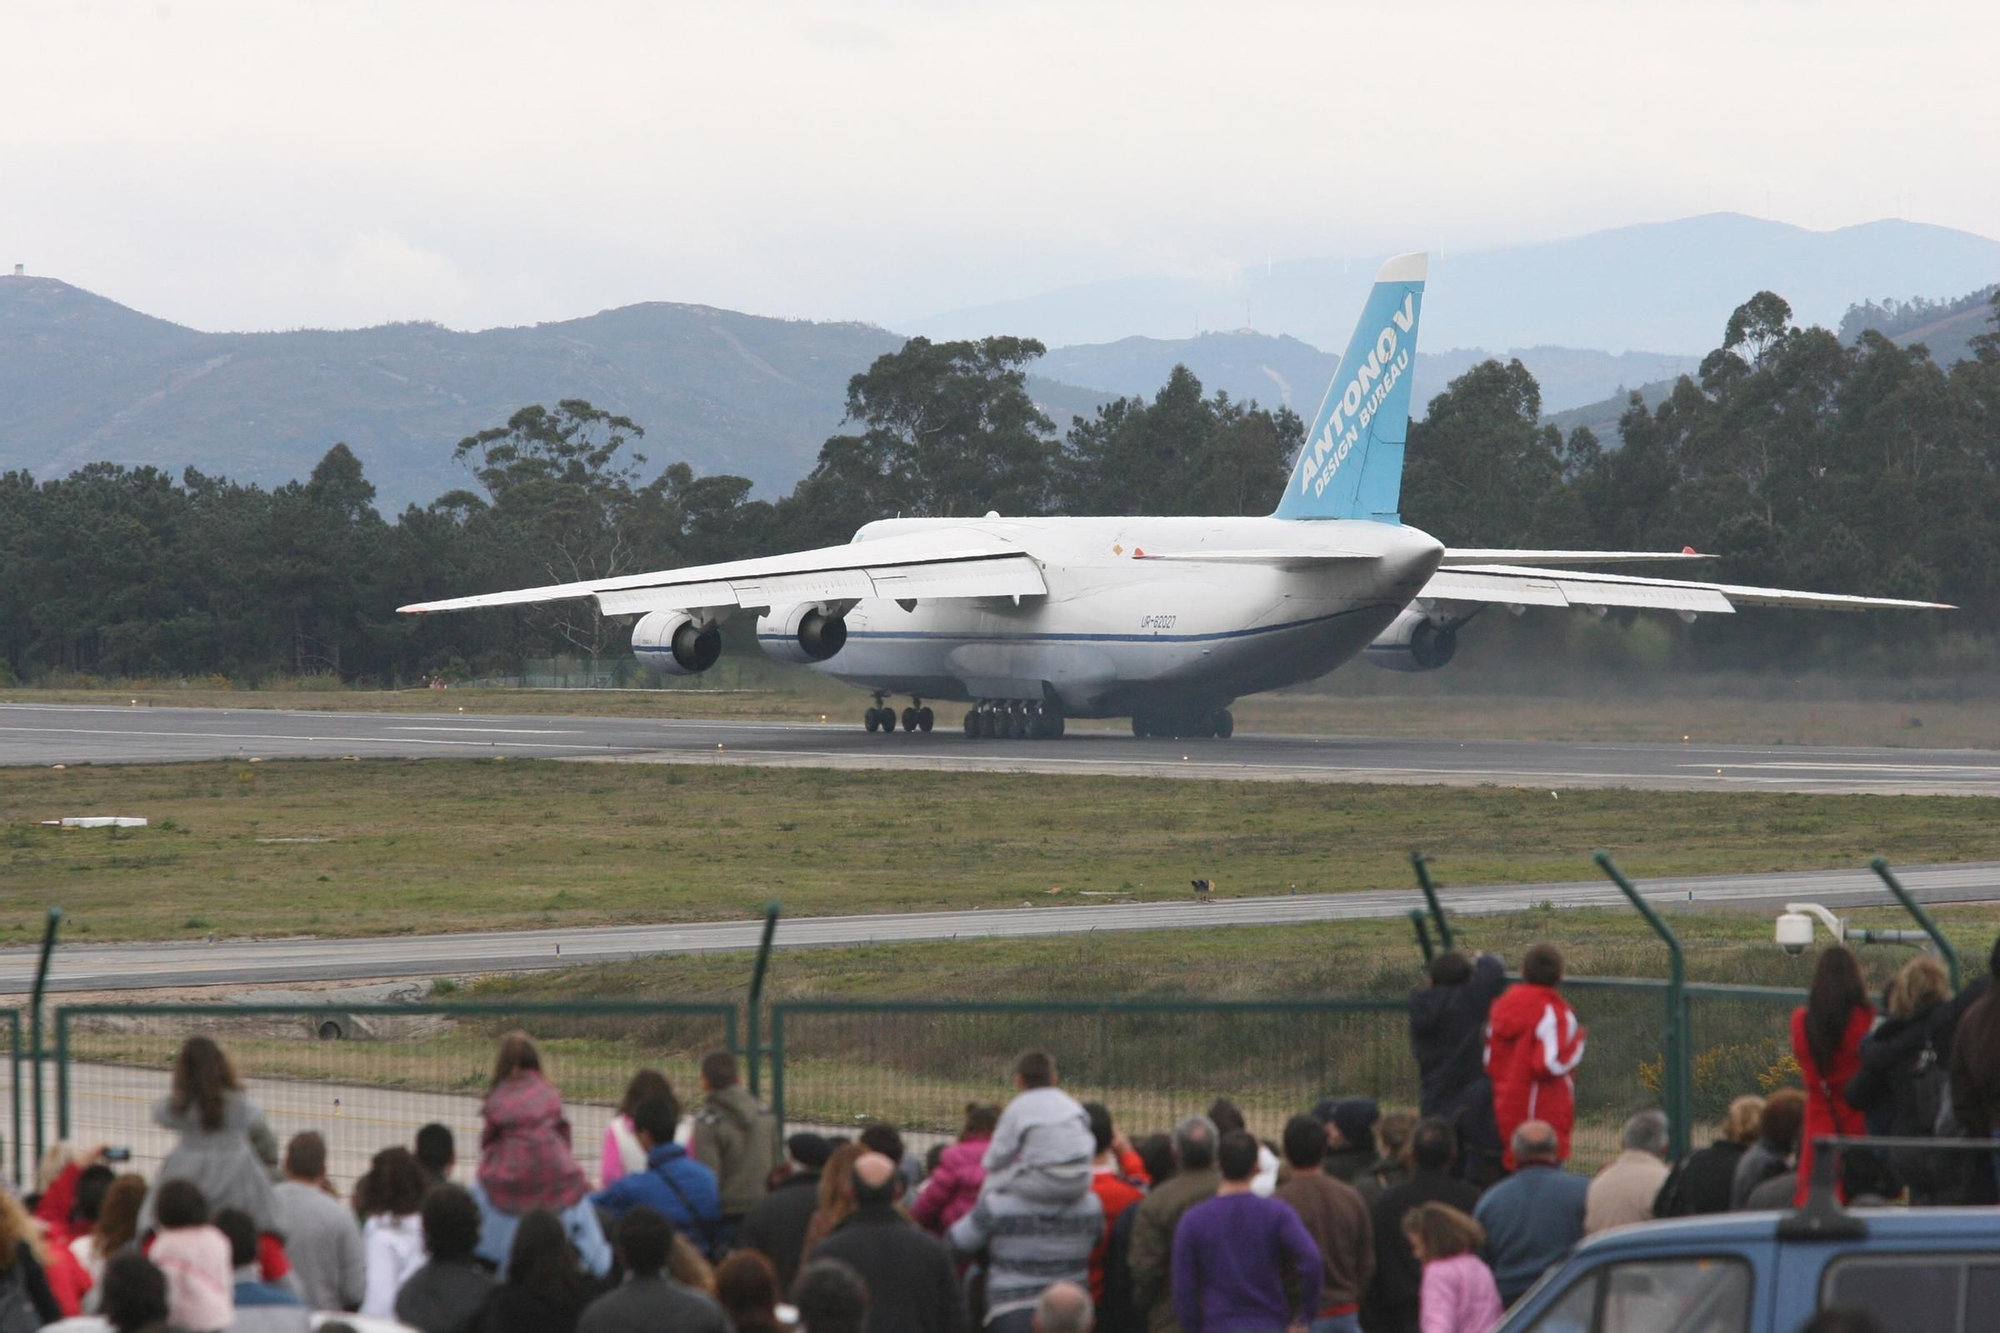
[0,275,1107,509]
[913,214,2000,357]
[1036,331,1697,417]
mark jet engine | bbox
[756,605,849,663]
[1363,608,1458,672]
[631,610,722,675]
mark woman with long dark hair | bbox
[140,1038,277,1237]
[1791,946,1874,1205]
[470,1210,598,1333]
[359,1147,432,1317]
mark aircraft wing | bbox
[397,530,1047,618]
[1418,564,1954,615]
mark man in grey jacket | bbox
[691,1050,780,1243]
[270,1133,364,1312]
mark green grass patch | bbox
[5,760,2000,943]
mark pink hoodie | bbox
[1420,1252,1504,1333]
[911,1136,990,1234]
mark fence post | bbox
[1411,853,1455,950]
[1408,910,1436,964]
[28,908,61,1171]
[770,1007,786,1136]
[746,902,780,1098]
[8,1012,20,1190]
[1870,858,1960,990]
[1593,852,1691,1162]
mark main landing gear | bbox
[1131,707,1234,739]
[961,700,1065,740]
[863,695,933,734]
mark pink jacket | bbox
[1420,1253,1504,1333]
[150,1225,234,1333]
[911,1136,990,1234]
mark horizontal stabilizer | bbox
[1439,549,1715,567]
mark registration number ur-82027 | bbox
[1139,614,1178,630]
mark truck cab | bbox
[1495,1207,2000,1332]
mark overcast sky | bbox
[5,0,1994,334]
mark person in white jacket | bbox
[358,1146,430,1317]
[981,1051,1094,1205]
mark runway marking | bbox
[390,726,582,735]
[1683,761,2000,774]
[0,725,626,752]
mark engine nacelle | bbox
[1363,608,1458,672]
[756,605,849,663]
[631,610,722,676]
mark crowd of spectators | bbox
[4,931,1993,1333]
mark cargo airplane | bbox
[401,254,1950,739]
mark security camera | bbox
[1775,912,1814,956]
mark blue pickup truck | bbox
[1493,1139,2000,1333]
[1493,1207,2000,1331]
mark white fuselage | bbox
[799,515,1445,717]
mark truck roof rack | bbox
[1776,1135,2000,1241]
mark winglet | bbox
[1274,251,1427,523]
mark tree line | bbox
[1,290,1995,687]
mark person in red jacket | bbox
[1792,945,1874,1206]
[1487,943,1588,1170]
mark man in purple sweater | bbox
[1172,1129,1323,1333]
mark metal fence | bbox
[31,982,1809,1188]
[52,1002,736,1192]
[769,985,1806,1172]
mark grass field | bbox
[5,758,2000,944]
[9,682,2000,747]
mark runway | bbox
[6,701,2000,794]
[4,860,1994,993]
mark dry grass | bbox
[5,759,2000,943]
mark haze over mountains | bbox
[4,212,1995,511]
[917,214,2000,355]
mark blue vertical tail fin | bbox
[1273,251,1427,522]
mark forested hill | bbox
[1554,284,2000,445]
[1038,332,1696,418]
[0,276,1109,509]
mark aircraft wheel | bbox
[1051,712,1066,738]
[1029,711,1050,740]
[863,708,881,733]
[1009,707,1030,740]
[902,706,919,732]
[980,708,1000,740]
[1131,714,1149,738]
[963,709,979,738]
[918,707,934,732]
[1212,708,1234,739]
